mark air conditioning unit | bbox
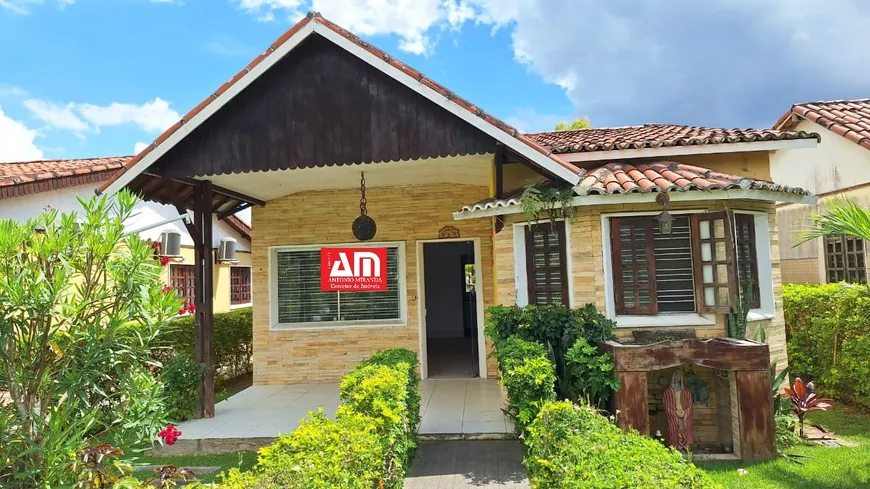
[217,237,238,263]
[159,231,182,257]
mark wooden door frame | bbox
[416,237,486,380]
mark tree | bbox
[0,191,181,487]
[554,117,592,131]
[797,197,870,243]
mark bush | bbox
[486,304,618,406]
[158,306,253,381]
[525,401,719,489]
[564,338,620,408]
[783,283,870,408]
[216,348,419,489]
[495,336,556,432]
[161,352,204,422]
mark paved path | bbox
[404,440,530,489]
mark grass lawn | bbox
[700,406,870,489]
[131,451,258,484]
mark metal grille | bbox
[230,267,252,305]
[653,217,696,313]
[170,264,196,303]
[825,234,867,284]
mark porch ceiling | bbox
[204,155,493,202]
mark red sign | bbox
[320,247,388,292]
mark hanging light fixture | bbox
[655,193,674,235]
[352,172,377,241]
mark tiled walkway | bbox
[174,378,510,441]
[404,440,530,488]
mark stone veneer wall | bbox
[493,199,788,371]
[251,183,498,385]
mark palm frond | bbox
[795,197,870,244]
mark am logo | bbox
[320,247,388,291]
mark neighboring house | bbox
[0,156,253,312]
[771,99,870,284]
[96,12,819,399]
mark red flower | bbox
[159,256,172,266]
[178,301,196,315]
[162,285,173,294]
[158,424,182,446]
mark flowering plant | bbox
[157,424,182,446]
[178,301,196,315]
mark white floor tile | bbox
[462,410,505,422]
[462,420,507,434]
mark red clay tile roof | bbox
[774,99,870,151]
[525,124,819,154]
[457,161,809,214]
[100,12,580,193]
[224,215,252,241]
[0,156,131,200]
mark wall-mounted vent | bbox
[159,231,182,257]
[217,237,238,263]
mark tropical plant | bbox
[0,192,182,487]
[160,353,204,422]
[520,183,578,224]
[73,443,133,488]
[554,117,592,130]
[784,377,834,437]
[797,197,870,243]
[564,338,621,408]
[144,465,196,489]
[726,281,754,339]
[770,361,790,416]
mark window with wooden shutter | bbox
[170,264,195,303]
[824,234,867,284]
[230,266,252,305]
[690,212,738,313]
[610,217,657,315]
[525,221,569,305]
[734,214,761,308]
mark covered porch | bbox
[154,378,511,454]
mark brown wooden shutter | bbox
[734,214,761,308]
[525,221,570,305]
[690,212,738,313]
[610,217,657,315]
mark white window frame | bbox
[268,241,407,331]
[229,264,254,309]
[600,210,774,328]
[513,219,575,308]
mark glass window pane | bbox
[701,243,712,262]
[699,220,711,240]
[704,287,716,306]
[714,219,726,239]
[703,264,714,284]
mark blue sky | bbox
[1,0,869,163]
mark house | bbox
[772,99,870,284]
[96,12,816,455]
[0,156,253,312]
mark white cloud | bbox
[0,84,27,97]
[77,98,180,133]
[22,99,89,136]
[23,97,180,137]
[505,108,572,133]
[0,0,73,14]
[134,141,149,154]
[0,105,43,163]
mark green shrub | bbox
[783,283,870,408]
[216,348,420,489]
[160,352,204,422]
[564,338,621,408]
[496,336,557,432]
[525,401,720,489]
[158,306,253,382]
[486,304,618,405]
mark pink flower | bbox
[158,424,182,446]
[162,285,173,294]
[159,256,172,266]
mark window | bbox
[609,212,760,316]
[230,266,252,305]
[525,221,569,305]
[273,245,402,327]
[825,234,867,283]
[170,264,195,303]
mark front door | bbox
[422,241,478,378]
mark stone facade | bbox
[251,183,498,384]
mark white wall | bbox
[771,120,870,195]
[0,183,250,250]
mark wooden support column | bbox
[192,180,216,418]
[735,369,775,460]
[613,371,649,435]
[494,143,505,234]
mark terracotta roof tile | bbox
[774,99,870,151]
[525,124,819,154]
[456,161,810,215]
[0,156,131,188]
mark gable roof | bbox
[526,124,819,155]
[0,156,130,200]
[774,99,870,151]
[0,155,251,241]
[99,12,582,197]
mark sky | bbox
[1,0,869,163]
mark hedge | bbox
[493,335,556,433]
[216,348,419,489]
[783,283,870,408]
[157,307,253,381]
[525,401,720,489]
